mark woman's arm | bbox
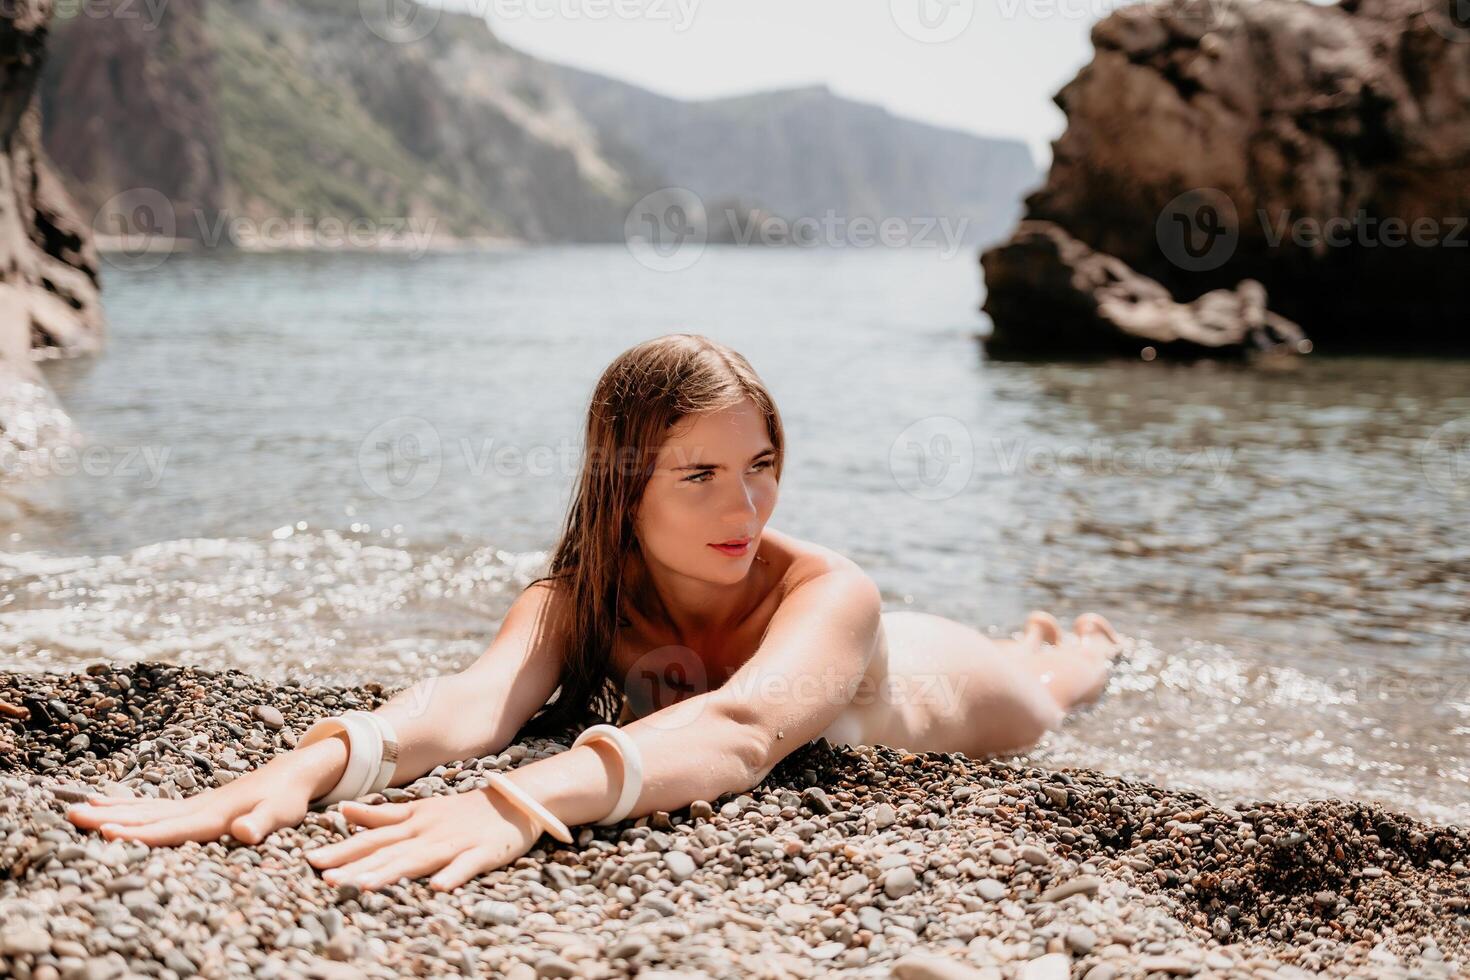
[500,568,884,826]
[66,580,572,847]
[301,569,882,891]
[363,579,573,787]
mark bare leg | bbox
[1019,612,1123,712]
[856,609,1122,759]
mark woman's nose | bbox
[723,477,759,518]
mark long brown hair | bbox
[514,334,786,741]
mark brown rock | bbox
[0,0,104,465]
[982,0,1470,358]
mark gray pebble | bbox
[1040,874,1101,902]
[883,865,918,898]
[471,900,519,926]
[663,850,696,883]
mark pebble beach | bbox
[1,662,1467,980]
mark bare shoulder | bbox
[761,528,881,607]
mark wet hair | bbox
[514,334,785,741]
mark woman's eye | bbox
[684,460,772,484]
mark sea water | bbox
[2,245,1466,825]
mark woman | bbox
[65,334,1121,893]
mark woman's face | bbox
[633,397,779,584]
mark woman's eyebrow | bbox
[670,446,776,471]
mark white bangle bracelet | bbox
[300,711,385,806]
[571,724,644,826]
[363,713,400,795]
[484,772,574,844]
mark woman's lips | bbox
[708,540,750,556]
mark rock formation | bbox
[38,0,1036,249]
[983,221,1311,359]
[0,0,103,471]
[981,0,1470,359]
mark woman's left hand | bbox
[305,786,544,892]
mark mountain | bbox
[38,0,1037,248]
[554,70,1038,247]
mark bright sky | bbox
[434,0,1119,168]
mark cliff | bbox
[981,0,1470,359]
[38,0,1035,248]
[0,0,102,472]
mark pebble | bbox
[0,922,52,956]
[892,952,996,979]
[1039,874,1102,902]
[970,877,1006,903]
[0,662,1462,980]
[1021,952,1072,980]
[663,850,696,882]
[1138,954,1200,975]
[471,900,519,926]
[884,866,918,898]
[1065,925,1098,954]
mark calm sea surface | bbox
[3,245,1467,825]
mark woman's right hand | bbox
[64,734,350,847]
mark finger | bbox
[229,794,305,846]
[322,837,422,886]
[328,834,458,886]
[354,839,462,892]
[430,845,500,892]
[67,798,192,829]
[337,800,415,829]
[99,808,231,847]
[80,794,145,806]
[306,821,417,871]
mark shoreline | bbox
[2,662,1466,978]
